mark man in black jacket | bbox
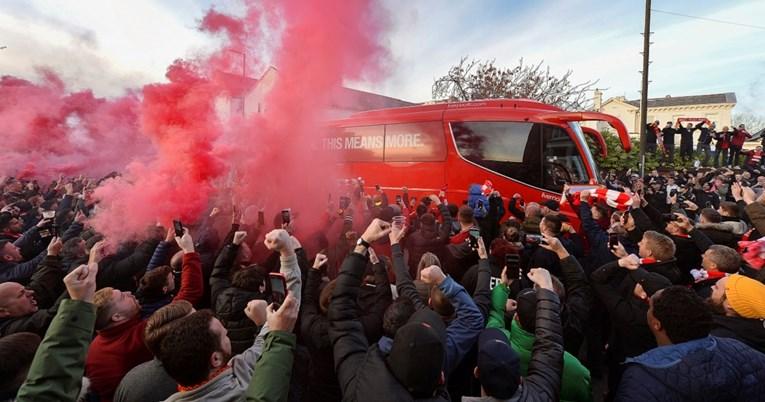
[590,255,672,400]
[0,252,66,337]
[329,220,450,401]
[678,122,694,161]
[661,121,676,163]
[466,267,564,402]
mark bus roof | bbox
[329,98,564,126]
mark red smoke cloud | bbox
[1,0,392,244]
[0,69,146,180]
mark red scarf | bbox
[177,365,229,393]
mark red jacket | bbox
[85,252,203,401]
[173,252,204,304]
[731,128,751,147]
[85,317,151,402]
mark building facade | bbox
[590,89,737,140]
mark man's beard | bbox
[706,297,726,315]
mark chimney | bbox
[593,89,603,111]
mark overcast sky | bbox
[1,0,763,113]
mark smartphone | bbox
[269,272,287,309]
[173,220,184,237]
[281,209,291,225]
[608,233,619,249]
[257,210,265,226]
[42,210,55,219]
[505,254,521,281]
[525,234,543,244]
[468,228,480,249]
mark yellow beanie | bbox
[725,274,765,319]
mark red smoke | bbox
[0,69,146,180]
[1,0,392,244]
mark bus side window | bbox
[451,121,542,188]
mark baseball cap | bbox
[477,328,520,398]
[386,308,446,398]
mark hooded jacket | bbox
[710,314,765,354]
[328,252,450,402]
[487,285,591,402]
[300,259,391,402]
[695,223,739,249]
[615,336,765,402]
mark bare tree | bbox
[432,57,598,110]
[733,112,765,133]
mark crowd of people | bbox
[1,170,765,402]
[645,119,760,168]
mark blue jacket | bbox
[438,276,485,375]
[467,184,489,219]
[615,336,765,402]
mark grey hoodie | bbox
[162,253,302,402]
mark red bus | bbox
[325,99,632,224]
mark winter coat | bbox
[211,244,266,354]
[0,255,66,337]
[328,252,451,402]
[745,202,765,238]
[97,238,160,291]
[300,260,391,402]
[14,299,95,402]
[485,284,565,402]
[389,243,484,375]
[662,126,676,145]
[696,223,739,249]
[719,216,748,236]
[487,285,590,402]
[0,251,47,284]
[590,263,657,364]
[615,336,765,402]
[163,252,302,402]
[730,127,751,147]
[578,202,637,272]
[244,331,297,402]
[405,204,452,274]
[86,252,204,402]
[114,359,178,402]
[711,314,765,354]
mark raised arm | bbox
[16,263,98,402]
[171,229,204,306]
[421,265,484,375]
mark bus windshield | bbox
[451,121,592,193]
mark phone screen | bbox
[609,233,618,249]
[505,254,521,281]
[468,228,480,249]
[269,273,287,309]
[42,210,55,219]
[173,220,184,237]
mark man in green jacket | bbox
[16,262,99,402]
[488,270,592,402]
